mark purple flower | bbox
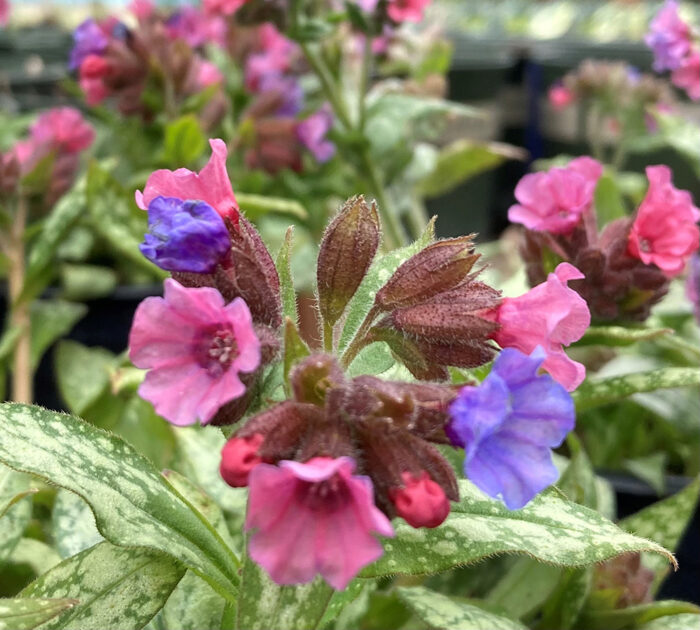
[259,74,304,117]
[69,19,109,71]
[447,347,575,510]
[686,254,700,324]
[139,196,231,273]
[645,0,692,72]
[297,106,336,163]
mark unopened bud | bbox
[220,434,264,487]
[317,196,380,327]
[290,354,344,406]
[375,237,479,311]
[80,54,112,79]
[391,471,451,528]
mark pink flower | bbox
[194,59,224,88]
[30,107,95,154]
[508,157,603,234]
[246,457,394,590]
[1,0,9,26]
[671,50,700,101]
[80,76,109,106]
[488,263,591,391]
[135,139,239,221]
[645,0,693,72]
[129,278,261,426]
[387,0,431,23]
[129,0,154,19]
[204,0,247,17]
[244,25,296,92]
[548,83,575,110]
[628,165,700,276]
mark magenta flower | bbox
[628,166,700,276]
[548,83,575,110]
[645,0,692,72]
[508,157,603,235]
[30,107,95,155]
[204,0,247,17]
[0,0,8,26]
[129,279,261,426]
[297,106,336,163]
[488,263,591,391]
[244,25,296,92]
[136,139,239,222]
[193,59,224,89]
[246,456,394,589]
[686,254,700,324]
[387,0,431,23]
[671,49,700,101]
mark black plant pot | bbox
[602,471,700,606]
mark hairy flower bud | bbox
[317,196,380,327]
[375,237,479,310]
[290,354,345,406]
[390,471,451,528]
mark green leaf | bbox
[54,341,114,416]
[576,326,673,348]
[317,580,366,630]
[163,115,206,167]
[21,542,185,630]
[237,193,308,221]
[338,217,435,353]
[484,558,561,620]
[30,301,87,371]
[276,227,298,323]
[346,341,395,377]
[578,600,700,630]
[0,598,77,630]
[538,568,592,630]
[362,480,675,579]
[0,403,240,601]
[24,177,86,300]
[283,318,310,395]
[160,571,226,630]
[236,557,333,630]
[594,173,627,226]
[417,140,526,198]
[572,368,700,412]
[8,538,62,576]
[557,436,599,510]
[52,490,103,559]
[0,465,33,564]
[59,264,117,301]
[396,586,528,630]
[622,453,667,495]
[637,613,700,630]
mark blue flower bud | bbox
[140,196,230,273]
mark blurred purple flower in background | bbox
[297,105,336,163]
[69,19,109,70]
[645,0,692,71]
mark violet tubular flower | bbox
[448,347,575,510]
[645,0,692,72]
[140,197,231,273]
[69,19,109,70]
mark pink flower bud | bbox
[80,54,112,79]
[391,471,450,528]
[220,434,264,487]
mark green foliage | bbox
[577,600,700,630]
[0,465,33,565]
[594,173,627,226]
[29,301,87,371]
[276,227,298,322]
[163,115,206,167]
[51,490,102,560]
[0,598,77,630]
[0,404,239,602]
[577,326,673,348]
[21,542,185,630]
[363,481,673,579]
[237,193,308,221]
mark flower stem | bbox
[323,319,334,353]
[9,195,32,403]
[340,305,380,369]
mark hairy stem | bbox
[340,305,380,369]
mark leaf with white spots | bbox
[236,554,333,630]
[21,542,184,630]
[0,465,33,564]
[0,598,77,630]
[9,539,62,576]
[0,403,239,601]
[577,600,700,630]
[160,570,227,630]
[362,481,675,578]
[637,613,700,630]
[52,490,103,559]
[396,586,528,630]
[338,218,435,353]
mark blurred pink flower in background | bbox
[387,0,431,23]
[548,83,575,110]
[671,50,700,100]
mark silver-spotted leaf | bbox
[52,490,103,559]
[0,598,77,630]
[0,465,33,564]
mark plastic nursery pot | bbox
[431,37,517,241]
[601,471,700,606]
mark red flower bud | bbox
[220,433,264,487]
[317,196,380,327]
[391,471,451,528]
[80,54,112,79]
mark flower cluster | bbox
[513,160,700,322]
[128,157,581,590]
[0,107,94,207]
[646,0,700,100]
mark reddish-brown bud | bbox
[220,434,264,487]
[317,196,380,327]
[375,237,479,310]
[390,471,451,528]
[0,152,20,195]
[80,55,113,79]
[290,354,345,406]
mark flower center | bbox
[298,474,350,513]
[195,325,238,377]
[639,238,651,253]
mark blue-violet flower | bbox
[69,19,109,71]
[447,347,575,510]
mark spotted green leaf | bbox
[52,490,103,559]
[0,598,77,630]
[276,227,298,323]
[21,542,184,630]
[236,554,333,630]
[577,325,673,347]
[9,539,61,576]
[0,465,33,564]
[362,481,674,578]
[637,613,700,630]
[572,368,700,412]
[538,568,592,630]
[338,217,435,353]
[396,586,528,630]
[577,600,700,630]
[0,403,239,601]
[160,571,226,630]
